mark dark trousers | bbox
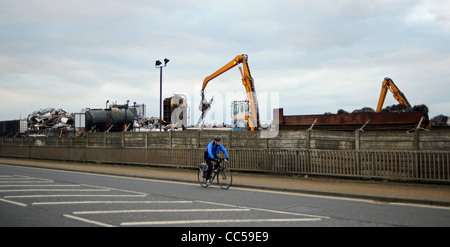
[204,151,214,179]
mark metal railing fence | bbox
[1,134,449,183]
[129,148,450,182]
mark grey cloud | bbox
[0,0,449,121]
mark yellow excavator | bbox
[199,54,260,131]
[376,77,411,112]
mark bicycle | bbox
[198,158,232,190]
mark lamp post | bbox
[155,58,170,131]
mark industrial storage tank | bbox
[163,94,188,128]
[85,109,134,132]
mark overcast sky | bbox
[1,0,449,125]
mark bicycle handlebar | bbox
[213,157,229,163]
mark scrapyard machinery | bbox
[197,54,428,131]
[276,77,429,131]
[376,77,411,112]
[199,54,260,131]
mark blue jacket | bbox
[205,141,229,159]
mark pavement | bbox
[1,157,450,207]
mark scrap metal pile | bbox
[26,107,175,134]
[133,116,181,131]
[335,103,448,127]
[276,103,440,131]
[134,116,163,130]
[27,108,74,131]
[330,103,429,115]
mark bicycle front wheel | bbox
[217,167,232,190]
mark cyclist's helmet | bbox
[214,136,222,142]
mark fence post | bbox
[413,129,420,151]
[306,129,311,174]
[355,130,360,151]
[122,132,125,148]
[145,132,148,148]
[413,130,420,179]
[355,130,361,175]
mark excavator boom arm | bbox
[376,77,411,111]
[201,55,247,91]
[200,54,260,130]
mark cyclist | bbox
[204,136,229,184]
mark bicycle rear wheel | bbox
[217,167,232,190]
[197,168,208,187]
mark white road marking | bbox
[63,214,114,227]
[388,202,450,210]
[121,218,322,226]
[0,167,332,227]
[0,188,110,192]
[0,180,53,184]
[0,178,51,180]
[197,200,330,219]
[33,200,193,205]
[79,184,148,196]
[0,176,53,183]
[0,198,27,207]
[73,208,251,215]
[5,194,147,198]
[0,184,80,187]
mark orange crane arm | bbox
[201,54,260,130]
[376,77,411,111]
[201,55,248,91]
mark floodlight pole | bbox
[159,66,163,131]
[155,58,169,132]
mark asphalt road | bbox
[1,163,449,228]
